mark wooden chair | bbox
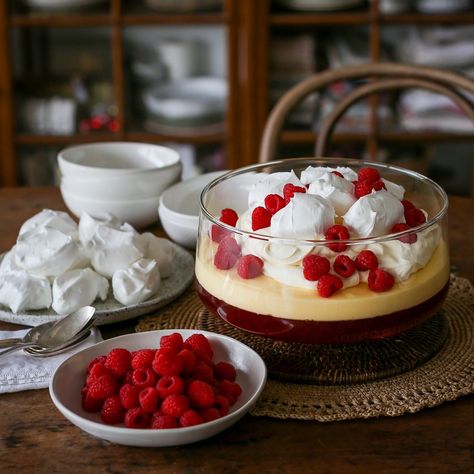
[258,62,474,163]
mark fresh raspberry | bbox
[187,380,215,408]
[217,380,242,405]
[200,407,221,422]
[214,361,237,382]
[139,387,160,413]
[354,180,373,198]
[191,361,215,383]
[355,250,379,271]
[185,334,214,360]
[251,206,272,231]
[214,395,231,416]
[405,208,426,228]
[177,348,197,375]
[391,223,417,244]
[372,179,386,191]
[210,225,230,243]
[220,208,238,226]
[86,355,106,374]
[161,394,190,418]
[105,348,132,378]
[368,268,395,292]
[325,225,350,252]
[152,348,184,376]
[123,369,134,385]
[81,386,103,412]
[119,383,140,409]
[331,171,344,178]
[156,375,185,398]
[358,167,380,183]
[131,366,157,389]
[131,349,156,369]
[264,194,286,215]
[86,362,113,386]
[213,236,241,270]
[317,274,343,298]
[401,199,415,213]
[333,255,356,278]
[100,395,125,425]
[151,414,178,429]
[237,254,264,279]
[302,254,330,281]
[124,407,150,428]
[88,374,118,400]
[283,183,306,203]
[179,409,204,427]
[160,332,184,354]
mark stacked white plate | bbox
[22,0,107,10]
[274,0,366,11]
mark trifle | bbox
[195,158,449,344]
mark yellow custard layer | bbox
[195,238,450,322]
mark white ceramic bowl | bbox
[60,185,160,230]
[49,329,267,447]
[58,142,180,179]
[158,171,228,248]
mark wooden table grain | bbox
[0,187,473,474]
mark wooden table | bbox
[0,187,473,474]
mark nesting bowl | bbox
[58,142,181,229]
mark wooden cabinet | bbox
[0,0,473,186]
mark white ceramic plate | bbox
[0,244,194,326]
[49,329,267,447]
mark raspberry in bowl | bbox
[195,158,450,344]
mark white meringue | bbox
[381,178,405,200]
[0,270,52,313]
[343,190,405,238]
[15,227,88,278]
[307,171,356,215]
[52,267,109,314]
[0,247,20,275]
[270,193,335,240]
[112,258,161,306]
[19,209,78,239]
[141,232,175,278]
[300,166,358,185]
[247,171,303,209]
[90,225,146,278]
[78,212,121,249]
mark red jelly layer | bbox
[196,280,449,344]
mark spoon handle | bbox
[0,344,30,358]
[0,338,22,348]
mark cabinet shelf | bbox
[270,12,371,26]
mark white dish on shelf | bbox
[0,244,194,327]
[415,0,472,13]
[158,171,228,248]
[274,0,365,11]
[142,77,227,125]
[50,329,267,447]
[22,0,107,10]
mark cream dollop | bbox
[112,258,161,305]
[300,165,358,184]
[14,227,88,278]
[270,193,335,239]
[79,212,121,249]
[307,171,356,215]
[0,270,52,313]
[381,178,405,200]
[343,190,405,238]
[141,232,176,278]
[247,171,303,209]
[52,267,109,314]
[90,225,146,278]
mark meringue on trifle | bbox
[195,158,450,344]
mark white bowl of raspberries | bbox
[49,329,267,447]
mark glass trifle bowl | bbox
[195,158,450,344]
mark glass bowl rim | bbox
[199,157,449,246]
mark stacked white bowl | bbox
[58,142,181,230]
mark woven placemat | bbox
[135,275,474,421]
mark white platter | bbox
[0,244,194,327]
[49,329,267,447]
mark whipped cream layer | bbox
[195,236,449,321]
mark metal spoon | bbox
[0,306,96,358]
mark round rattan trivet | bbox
[135,275,474,421]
